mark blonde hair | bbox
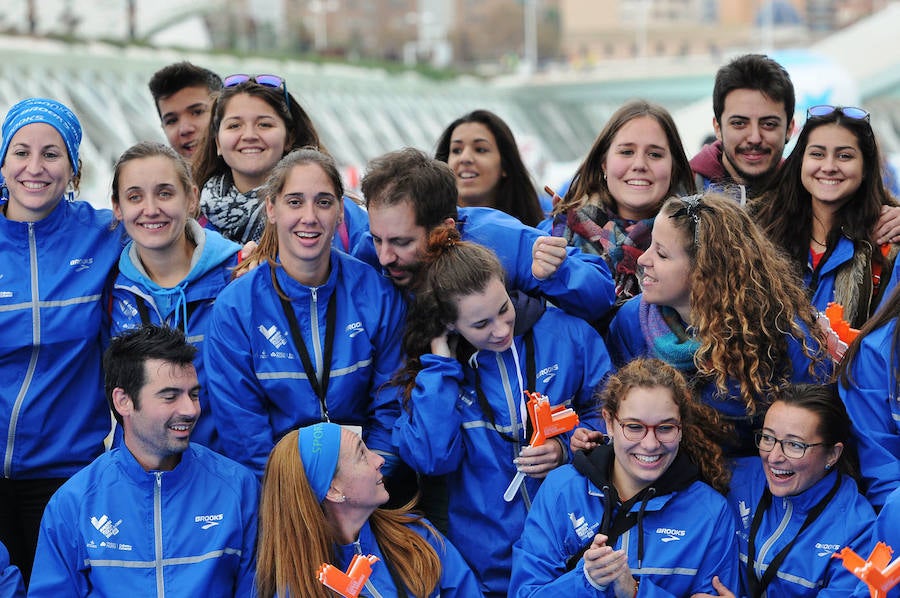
[256,431,444,598]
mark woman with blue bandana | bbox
[256,422,482,597]
[0,98,123,585]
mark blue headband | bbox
[1,98,82,175]
[297,422,342,503]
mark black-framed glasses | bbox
[223,74,289,106]
[806,105,870,123]
[755,431,825,459]
[614,417,682,442]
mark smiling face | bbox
[800,123,863,211]
[116,358,200,471]
[760,401,842,498]
[714,89,793,187]
[637,215,693,322]
[450,276,515,353]
[447,122,505,208]
[113,155,196,260]
[1,123,73,223]
[215,93,288,193]
[604,385,682,501]
[267,162,342,286]
[158,85,214,159]
[602,116,673,221]
[330,428,389,511]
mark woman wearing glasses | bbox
[510,358,739,597]
[393,225,612,597]
[752,105,900,327]
[603,193,829,460]
[204,149,406,479]
[695,383,875,598]
[193,74,368,251]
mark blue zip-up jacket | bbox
[329,519,483,598]
[0,542,23,598]
[0,199,122,479]
[205,249,406,477]
[873,486,900,598]
[394,308,612,597]
[509,455,740,597]
[807,235,899,326]
[352,206,615,322]
[839,318,900,508]
[110,221,240,451]
[29,443,259,597]
[607,295,829,458]
[729,459,875,597]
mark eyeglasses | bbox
[614,417,682,442]
[223,74,289,106]
[806,105,870,123]
[755,431,825,459]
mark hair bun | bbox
[426,224,461,255]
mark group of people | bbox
[1,51,900,598]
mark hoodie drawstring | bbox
[636,487,655,569]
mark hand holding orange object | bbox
[317,554,380,598]
[835,542,900,598]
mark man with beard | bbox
[691,53,795,204]
[29,325,258,597]
[355,147,615,323]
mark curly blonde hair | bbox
[661,193,827,415]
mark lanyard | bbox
[746,473,841,598]
[472,331,535,443]
[278,290,337,420]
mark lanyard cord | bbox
[746,472,841,598]
[278,291,337,420]
[472,331,536,443]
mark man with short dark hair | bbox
[30,325,258,597]
[148,61,222,159]
[691,53,795,201]
[355,147,615,322]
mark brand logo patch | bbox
[816,542,841,557]
[537,363,559,383]
[91,514,122,538]
[739,500,752,529]
[118,299,139,318]
[569,512,598,542]
[195,513,224,530]
[345,321,364,338]
[258,324,287,349]
[69,257,94,272]
[656,527,686,542]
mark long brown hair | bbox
[601,358,731,494]
[661,193,828,415]
[256,431,443,598]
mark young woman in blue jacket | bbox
[256,423,482,598]
[838,284,900,509]
[204,148,406,478]
[393,226,613,597]
[753,105,900,327]
[604,193,829,459]
[697,383,875,598]
[108,141,241,452]
[0,98,124,583]
[511,358,739,597]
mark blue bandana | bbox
[1,98,82,175]
[297,422,342,502]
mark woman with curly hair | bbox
[605,192,829,459]
[393,225,612,597]
[434,109,545,227]
[752,105,900,328]
[256,423,481,598]
[549,100,695,316]
[510,358,739,597]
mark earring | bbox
[338,494,346,503]
[825,463,833,471]
[602,172,607,181]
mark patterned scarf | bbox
[199,173,266,244]
[552,201,653,304]
[638,298,699,371]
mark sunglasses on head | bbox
[223,74,289,106]
[806,105,870,122]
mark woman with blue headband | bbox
[0,98,123,584]
[256,422,482,597]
